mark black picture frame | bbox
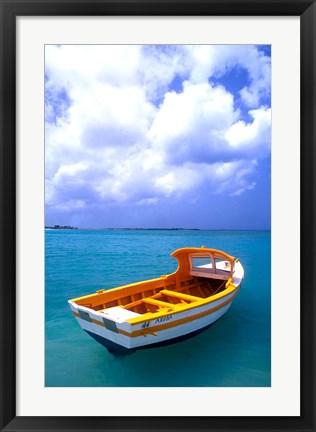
[0,1,315,431]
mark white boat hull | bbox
[69,287,239,352]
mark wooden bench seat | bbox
[142,298,175,309]
[160,289,201,302]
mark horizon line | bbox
[45,226,271,231]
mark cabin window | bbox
[191,256,212,270]
[214,257,231,273]
[190,254,231,280]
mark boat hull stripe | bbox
[118,289,239,337]
[74,288,238,338]
[72,312,105,327]
[85,319,220,353]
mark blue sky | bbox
[45,45,271,229]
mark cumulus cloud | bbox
[147,82,238,165]
[184,45,270,107]
[45,44,271,218]
[225,107,271,156]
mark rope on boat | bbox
[211,279,229,296]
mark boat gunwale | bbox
[70,287,241,338]
[68,251,244,327]
[119,288,241,337]
[69,280,240,326]
[68,247,238,305]
[124,282,238,325]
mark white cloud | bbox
[45,45,271,213]
[208,159,258,196]
[137,198,159,205]
[147,82,237,165]
[225,107,271,156]
[154,165,202,197]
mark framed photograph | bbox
[1,1,315,431]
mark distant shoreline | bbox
[45,225,78,230]
[45,227,271,231]
[45,226,200,231]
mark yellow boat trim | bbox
[118,289,239,337]
[72,287,238,337]
[73,283,237,327]
[126,283,236,325]
[73,290,238,337]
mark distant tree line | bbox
[45,225,78,230]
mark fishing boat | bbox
[68,246,244,352]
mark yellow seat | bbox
[160,289,200,302]
[142,298,174,310]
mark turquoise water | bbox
[45,229,271,387]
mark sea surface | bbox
[45,229,271,387]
